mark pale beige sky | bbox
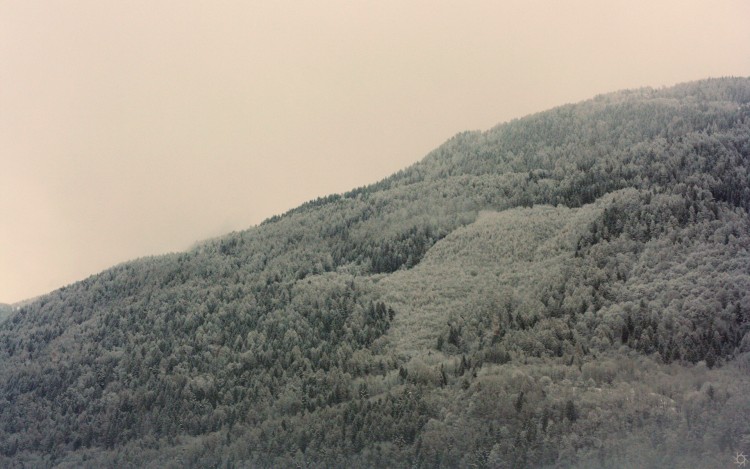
[1,0,749,303]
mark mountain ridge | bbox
[2,77,750,468]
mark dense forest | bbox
[0,304,11,324]
[1,77,750,468]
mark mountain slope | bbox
[1,77,750,468]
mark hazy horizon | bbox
[2,0,750,303]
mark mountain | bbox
[1,77,750,468]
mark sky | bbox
[1,1,749,303]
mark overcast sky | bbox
[1,1,749,303]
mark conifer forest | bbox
[2,78,750,467]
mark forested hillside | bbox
[1,78,750,468]
[0,304,11,324]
